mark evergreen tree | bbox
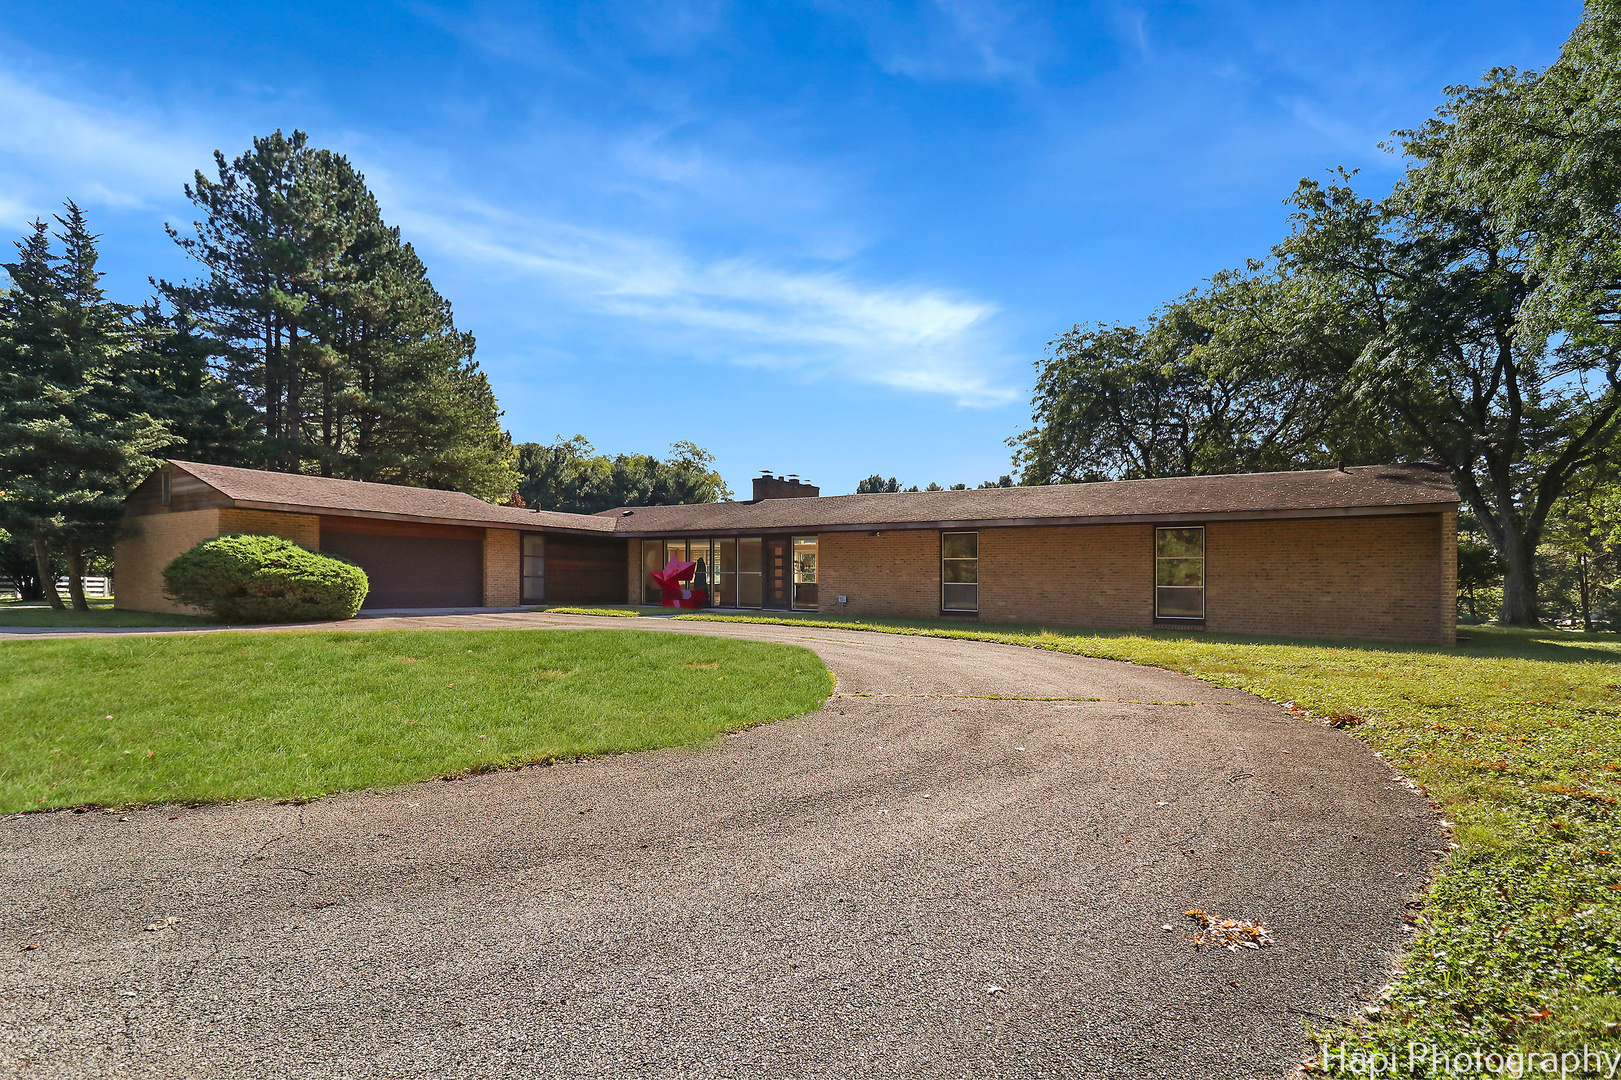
[0,206,170,609]
[130,300,257,465]
[160,130,517,499]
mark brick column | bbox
[483,529,520,607]
[1439,509,1458,646]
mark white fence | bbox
[0,576,111,600]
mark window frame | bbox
[1153,525,1205,622]
[791,535,818,611]
[520,533,546,604]
[940,530,979,614]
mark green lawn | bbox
[678,610,1621,1055]
[0,628,831,812]
[0,599,211,628]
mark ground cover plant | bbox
[679,610,1621,1056]
[539,606,643,617]
[0,599,208,628]
[0,628,830,812]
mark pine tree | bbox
[160,130,517,498]
[0,205,171,609]
[130,299,257,464]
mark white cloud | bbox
[0,70,208,219]
[828,0,1054,86]
[0,64,1019,408]
[387,193,1017,406]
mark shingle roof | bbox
[165,460,1457,537]
[169,460,617,533]
[604,463,1458,535]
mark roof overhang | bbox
[228,500,621,538]
[612,501,1458,538]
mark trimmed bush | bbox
[162,534,368,623]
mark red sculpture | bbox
[650,558,707,609]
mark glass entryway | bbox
[521,533,546,603]
[640,536,806,609]
[642,537,766,607]
[792,536,818,610]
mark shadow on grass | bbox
[0,599,212,629]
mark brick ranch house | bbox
[116,460,1460,644]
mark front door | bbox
[764,536,791,609]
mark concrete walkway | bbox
[0,613,1438,1078]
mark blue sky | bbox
[0,0,1582,495]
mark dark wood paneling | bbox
[123,468,231,516]
[545,535,627,604]
[319,533,483,609]
[764,536,790,609]
[319,515,485,541]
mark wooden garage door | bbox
[320,532,483,609]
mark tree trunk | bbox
[64,543,89,612]
[32,538,64,611]
[1499,531,1540,627]
[1577,553,1593,633]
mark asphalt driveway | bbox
[0,616,1440,1078]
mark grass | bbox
[0,628,831,812]
[0,598,210,628]
[539,606,644,617]
[677,610,1621,1055]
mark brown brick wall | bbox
[483,529,520,607]
[1202,515,1447,643]
[978,524,1155,630]
[1439,509,1458,646]
[818,530,944,620]
[115,507,322,615]
[817,512,1453,644]
[113,508,222,615]
[218,508,320,549]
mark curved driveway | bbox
[0,615,1439,1079]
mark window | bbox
[160,470,171,506]
[521,534,545,604]
[941,532,978,612]
[641,540,664,604]
[1155,527,1204,619]
[792,536,818,610]
[736,537,763,608]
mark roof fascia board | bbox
[611,501,1458,537]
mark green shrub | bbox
[162,534,368,623]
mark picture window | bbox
[1154,526,1204,619]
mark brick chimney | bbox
[752,472,820,502]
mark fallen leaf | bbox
[1183,909,1274,950]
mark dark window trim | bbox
[521,532,546,605]
[790,534,818,611]
[941,529,979,615]
[1153,524,1206,623]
